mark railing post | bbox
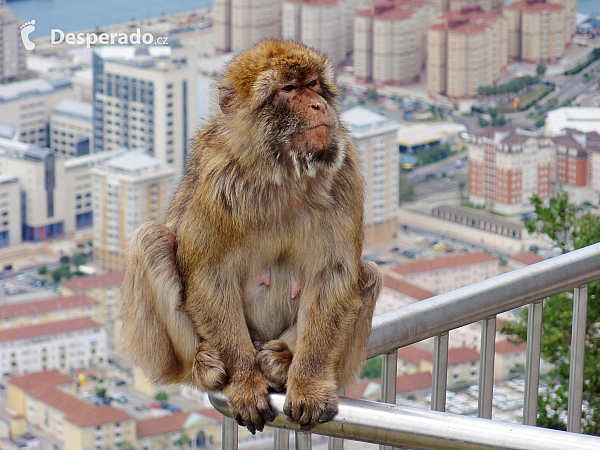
[478,316,496,419]
[523,299,544,426]
[380,351,398,450]
[222,415,238,450]
[431,332,449,412]
[568,285,588,433]
[274,429,290,450]
[296,430,312,450]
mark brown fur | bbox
[119,40,382,434]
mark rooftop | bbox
[8,370,73,390]
[506,0,563,13]
[342,106,398,137]
[496,339,527,355]
[0,318,103,343]
[0,295,99,320]
[53,99,93,121]
[509,252,544,266]
[391,252,497,276]
[546,107,600,136]
[0,77,72,103]
[61,271,124,291]
[383,273,436,301]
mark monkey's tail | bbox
[118,222,199,385]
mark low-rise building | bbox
[0,295,101,329]
[0,174,21,247]
[60,272,124,323]
[507,251,544,271]
[389,252,499,294]
[376,272,436,315]
[0,318,107,377]
[495,340,527,380]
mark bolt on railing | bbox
[211,242,600,449]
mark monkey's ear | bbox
[218,84,235,114]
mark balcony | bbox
[210,243,600,449]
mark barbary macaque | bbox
[119,40,382,434]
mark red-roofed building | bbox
[0,295,101,329]
[390,252,498,294]
[505,0,572,63]
[346,371,432,401]
[0,318,106,377]
[137,410,222,448]
[508,252,544,271]
[354,1,435,85]
[60,271,123,322]
[427,6,507,98]
[376,272,436,315]
[449,0,503,14]
[494,339,527,380]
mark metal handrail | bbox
[367,242,600,358]
[210,242,600,448]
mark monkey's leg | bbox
[120,223,224,388]
[333,260,382,390]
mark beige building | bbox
[0,174,21,248]
[390,252,499,294]
[0,295,101,329]
[0,77,75,146]
[214,0,281,53]
[7,371,136,450]
[0,318,107,376]
[92,44,198,177]
[428,7,507,99]
[354,1,435,85]
[495,340,527,380]
[91,150,175,272]
[505,0,567,63]
[60,272,124,324]
[342,106,399,244]
[468,127,552,215]
[449,0,503,14]
[0,6,26,83]
[50,100,93,158]
[283,0,348,67]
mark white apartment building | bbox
[342,106,399,244]
[91,150,175,272]
[64,148,127,234]
[0,318,107,377]
[390,252,499,294]
[0,173,20,248]
[283,0,347,67]
[50,100,93,158]
[214,0,282,53]
[0,6,26,83]
[0,138,66,242]
[92,44,198,177]
[0,77,75,146]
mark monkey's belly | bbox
[243,267,300,342]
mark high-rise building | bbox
[0,6,26,83]
[0,174,20,248]
[50,100,93,158]
[449,0,503,14]
[214,0,282,53]
[468,128,552,215]
[505,0,567,63]
[283,0,348,67]
[354,1,435,85]
[428,6,507,99]
[91,150,175,272]
[342,106,399,244]
[0,77,75,146]
[92,44,198,177]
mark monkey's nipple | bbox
[290,279,300,299]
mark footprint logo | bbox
[20,20,36,51]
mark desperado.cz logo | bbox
[19,19,168,50]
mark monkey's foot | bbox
[192,342,227,391]
[283,381,338,430]
[254,340,292,392]
[224,373,275,434]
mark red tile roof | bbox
[391,252,497,276]
[8,370,73,390]
[396,371,432,392]
[383,273,436,301]
[66,405,133,428]
[0,295,98,320]
[0,318,103,343]
[397,345,433,365]
[301,0,340,6]
[195,408,223,424]
[137,412,190,438]
[60,272,124,291]
[448,347,480,364]
[510,252,543,266]
[506,0,563,13]
[496,340,527,355]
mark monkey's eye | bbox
[306,79,318,88]
[282,84,296,92]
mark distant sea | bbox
[7,0,599,40]
[7,0,213,39]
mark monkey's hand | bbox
[223,371,275,435]
[283,374,338,430]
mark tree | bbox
[38,266,47,275]
[361,356,382,379]
[501,191,600,435]
[536,63,547,77]
[59,255,70,265]
[155,390,169,403]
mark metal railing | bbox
[210,242,600,449]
